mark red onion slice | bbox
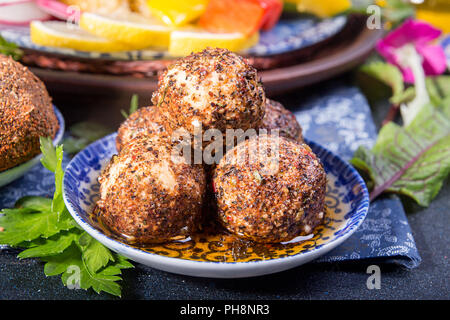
[0,0,52,25]
[35,0,80,21]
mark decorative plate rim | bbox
[0,105,65,186]
[63,133,369,277]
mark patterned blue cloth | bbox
[0,82,421,268]
[293,83,421,268]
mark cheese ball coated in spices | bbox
[261,99,303,143]
[213,135,326,243]
[97,134,206,243]
[116,106,167,152]
[152,47,266,135]
[0,55,59,172]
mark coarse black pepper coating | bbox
[116,106,167,152]
[97,133,206,244]
[213,135,326,243]
[0,55,59,172]
[261,99,303,143]
[152,47,266,136]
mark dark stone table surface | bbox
[0,75,448,300]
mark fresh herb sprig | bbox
[121,94,139,119]
[0,35,23,60]
[0,138,133,297]
[62,122,112,155]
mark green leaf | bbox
[385,76,450,107]
[129,94,139,115]
[15,196,52,212]
[62,122,112,155]
[121,94,139,119]
[40,137,58,172]
[1,137,134,297]
[0,35,23,60]
[43,244,128,297]
[359,61,405,103]
[0,207,75,246]
[70,122,112,142]
[382,0,415,26]
[18,230,81,259]
[351,103,450,206]
[40,137,66,219]
[78,232,115,274]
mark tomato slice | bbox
[198,0,265,36]
[253,0,283,31]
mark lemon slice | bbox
[79,12,173,49]
[146,0,209,27]
[169,30,259,57]
[30,21,131,52]
[285,0,351,18]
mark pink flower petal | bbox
[376,19,445,83]
[401,68,415,84]
[416,43,447,77]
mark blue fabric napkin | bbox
[0,82,421,268]
[292,83,421,268]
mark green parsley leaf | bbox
[78,232,115,274]
[0,35,23,60]
[18,229,82,259]
[62,122,112,155]
[0,139,134,297]
[15,196,52,212]
[40,137,65,218]
[43,244,128,297]
[0,207,74,246]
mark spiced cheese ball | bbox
[151,47,266,136]
[97,134,206,243]
[261,99,303,143]
[0,55,59,172]
[116,106,167,152]
[213,135,326,243]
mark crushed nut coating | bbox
[213,135,326,243]
[97,134,206,243]
[0,55,58,172]
[261,99,303,143]
[151,47,266,135]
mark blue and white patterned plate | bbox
[0,15,347,61]
[0,106,65,188]
[63,133,369,278]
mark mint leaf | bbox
[351,103,450,206]
[78,232,114,274]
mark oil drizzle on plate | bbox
[90,206,339,263]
